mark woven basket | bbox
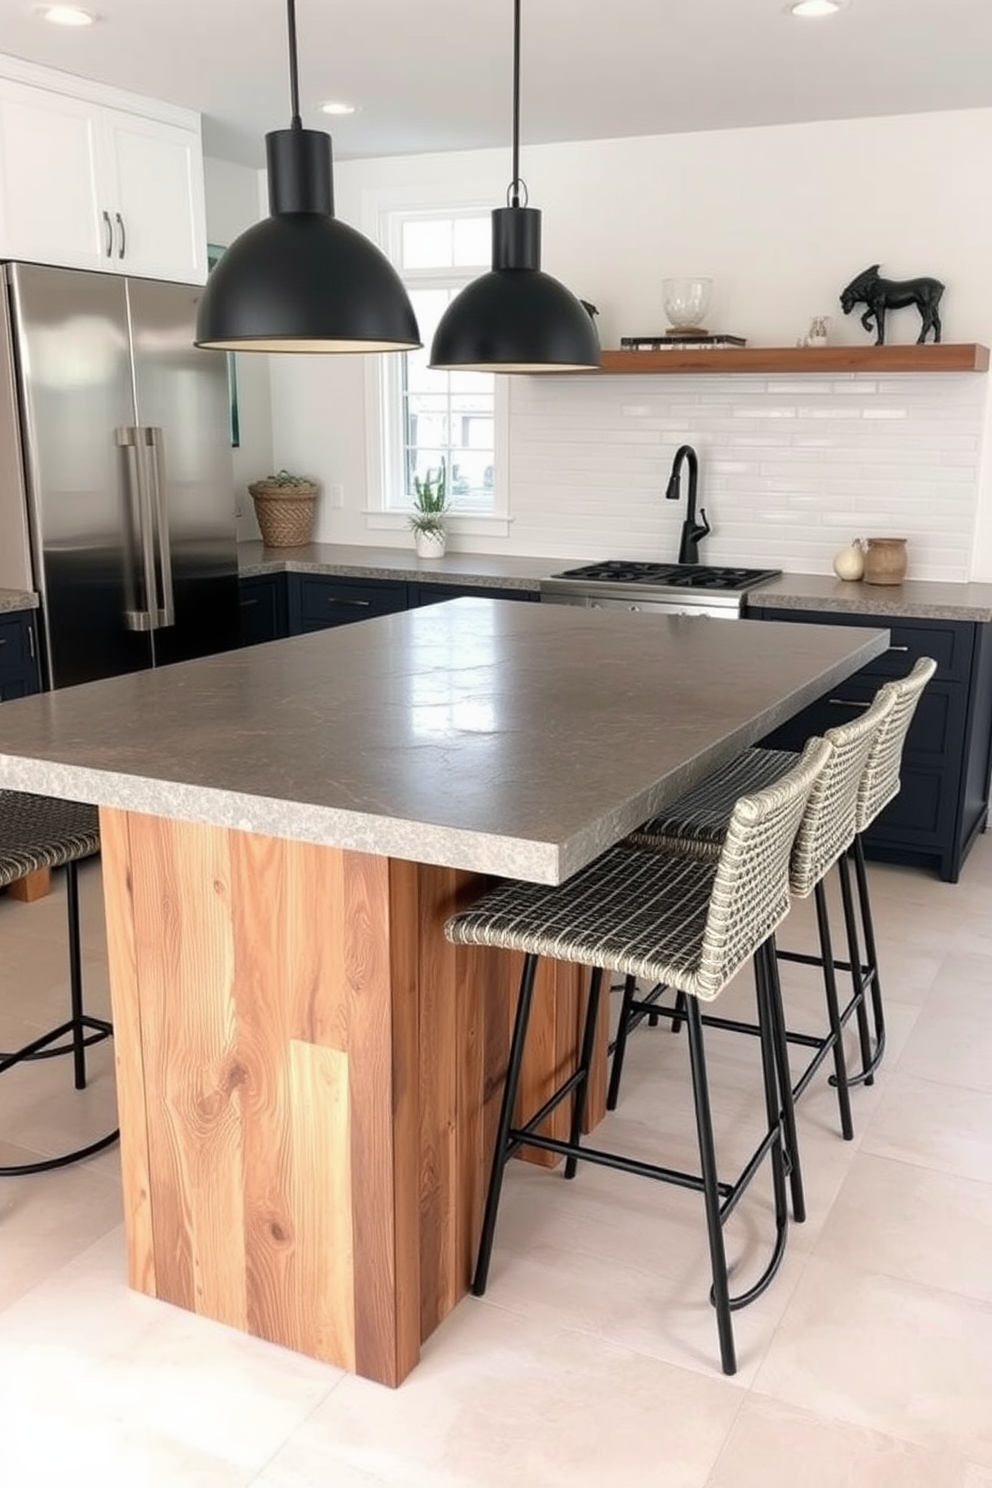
[248,480,318,548]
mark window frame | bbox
[361,187,511,539]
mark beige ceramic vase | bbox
[862,537,908,586]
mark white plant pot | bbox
[414,529,446,559]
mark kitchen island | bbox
[0,600,887,1384]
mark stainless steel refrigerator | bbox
[0,261,241,690]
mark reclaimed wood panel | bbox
[99,811,605,1385]
[99,807,155,1296]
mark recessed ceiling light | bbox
[319,100,357,117]
[789,0,845,15]
[35,4,98,24]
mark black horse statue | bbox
[839,264,944,345]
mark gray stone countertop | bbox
[238,544,992,620]
[0,589,38,614]
[237,541,573,590]
[0,601,887,884]
[744,572,992,622]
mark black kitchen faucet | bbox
[665,444,712,564]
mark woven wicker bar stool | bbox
[0,790,118,1175]
[445,737,830,1377]
[614,656,936,1118]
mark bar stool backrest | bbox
[696,735,832,1000]
[789,688,896,898]
[855,657,938,834]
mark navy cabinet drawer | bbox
[411,583,539,607]
[295,575,408,630]
[751,607,971,684]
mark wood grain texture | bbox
[599,344,990,374]
[6,866,50,901]
[100,813,604,1385]
[98,807,155,1296]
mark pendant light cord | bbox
[286,0,302,129]
[510,0,522,206]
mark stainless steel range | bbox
[540,561,781,618]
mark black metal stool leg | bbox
[813,880,855,1140]
[838,851,875,1086]
[763,937,806,1224]
[754,945,789,1248]
[606,973,637,1111]
[472,953,539,1296]
[684,994,736,1376]
[565,967,603,1178]
[65,860,87,1090]
[853,834,886,1076]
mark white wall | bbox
[265,109,992,579]
[203,155,271,542]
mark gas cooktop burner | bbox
[551,561,781,592]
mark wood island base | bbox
[99,807,599,1387]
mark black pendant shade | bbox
[195,2,420,354]
[429,0,599,374]
[430,206,600,372]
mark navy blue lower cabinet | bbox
[288,574,409,633]
[748,606,992,882]
[239,574,289,647]
[409,583,539,607]
[0,610,42,701]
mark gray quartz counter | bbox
[745,572,992,622]
[0,588,38,613]
[237,540,573,591]
[0,600,886,883]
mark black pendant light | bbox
[429,0,599,373]
[195,0,420,354]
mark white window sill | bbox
[364,512,513,539]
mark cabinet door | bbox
[0,80,108,271]
[0,611,42,701]
[240,575,288,647]
[102,108,207,283]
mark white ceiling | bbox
[1,0,990,166]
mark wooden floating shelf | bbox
[595,344,990,375]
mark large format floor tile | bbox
[0,828,991,1487]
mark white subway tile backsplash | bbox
[506,372,983,577]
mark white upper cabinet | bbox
[101,107,207,283]
[0,57,207,285]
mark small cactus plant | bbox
[409,459,449,537]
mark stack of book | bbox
[620,333,748,350]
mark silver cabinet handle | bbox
[115,212,126,259]
[102,209,113,257]
[117,426,158,631]
[27,624,35,660]
[241,597,260,608]
[143,427,174,628]
[828,698,871,708]
[327,597,371,607]
[888,645,909,653]
[0,637,6,647]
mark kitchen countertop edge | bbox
[0,589,39,614]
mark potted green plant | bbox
[248,469,319,548]
[409,459,450,558]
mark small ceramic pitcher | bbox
[862,537,908,586]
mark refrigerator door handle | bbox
[143,426,175,628]
[117,425,158,632]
